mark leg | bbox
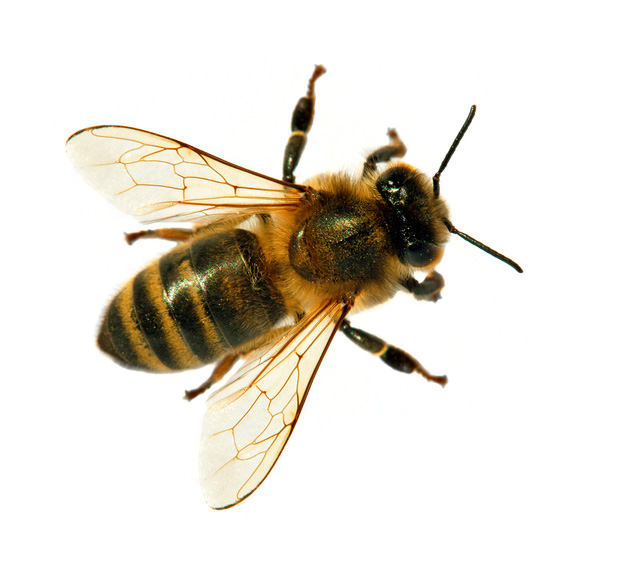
[125,215,253,246]
[282,65,326,183]
[363,128,407,177]
[182,323,297,401]
[125,227,194,245]
[340,320,447,387]
[401,271,445,302]
[184,354,238,401]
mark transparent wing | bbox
[66,126,307,224]
[199,300,349,509]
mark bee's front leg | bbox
[362,129,407,177]
[401,271,445,302]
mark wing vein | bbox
[198,299,350,508]
[66,125,308,225]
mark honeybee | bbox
[67,65,522,510]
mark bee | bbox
[66,65,522,510]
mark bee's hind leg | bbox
[125,215,254,246]
[125,228,195,245]
[182,324,297,401]
[282,65,326,183]
[184,354,239,401]
[340,319,447,387]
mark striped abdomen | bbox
[98,229,286,372]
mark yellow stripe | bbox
[116,284,168,371]
[141,263,203,369]
[169,249,227,359]
[372,343,388,356]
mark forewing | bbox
[66,126,307,224]
[199,300,348,509]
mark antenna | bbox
[433,106,522,273]
[433,105,477,197]
[444,219,523,273]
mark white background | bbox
[2,1,619,562]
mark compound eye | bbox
[404,242,443,268]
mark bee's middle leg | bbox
[282,65,326,183]
[340,319,447,386]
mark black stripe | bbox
[236,230,286,326]
[159,245,224,362]
[132,268,184,370]
[99,290,144,368]
[191,230,286,348]
[190,233,242,348]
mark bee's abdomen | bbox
[98,229,286,372]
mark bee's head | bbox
[375,164,449,270]
[375,105,522,273]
